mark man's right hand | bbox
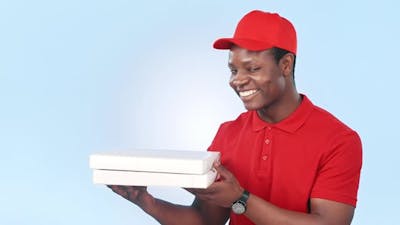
[107,185,156,213]
[107,185,230,225]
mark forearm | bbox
[245,195,318,225]
[142,198,205,225]
[244,194,352,225]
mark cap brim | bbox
[213,38,274,51]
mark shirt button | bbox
[267,127,272,130]
[262,155,268,160]
[265,139,271,144]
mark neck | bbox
[257,91,302,123]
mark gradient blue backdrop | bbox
[1,0,399,224]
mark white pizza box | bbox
[92,168,217,188]
[89,149,220,175]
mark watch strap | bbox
[238,189,250,203]
[231,189,250,214]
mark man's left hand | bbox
[188,161,244,208]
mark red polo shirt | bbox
[208,95,362,225]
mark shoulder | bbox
[298,96,362,156]
[308,102,359,138]
[208,111,253,150]
[307,103,362,160]
[217,111,253,133]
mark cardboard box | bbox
[92,168,217,188]
[89,149,220,188]
[90,149,220,174]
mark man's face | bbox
[228,46,287,112]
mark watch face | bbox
[232,202,246,214]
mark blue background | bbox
[1,0,399,224]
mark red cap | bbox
[213,10,297,54]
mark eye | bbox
[230,68,238,75]
[248,67,261,73]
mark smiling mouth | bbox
[239,89,258,97]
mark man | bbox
[109,10,362,225]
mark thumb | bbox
[213,161,233,181]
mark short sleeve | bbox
[207,122,233,167]
[207,123,227,153]
[311,131,363,207]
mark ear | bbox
[279,53,295,78]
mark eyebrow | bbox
[228,59,255,68]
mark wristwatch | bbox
[231,189,250,214]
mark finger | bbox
[107,185,119,190]
[185,188,197,195]
[186,188,208,194]
[108,185,130,199]
[125,186,146,192]
[195,192,215,202]
[213,161,233,180]
[126,188,140,200]
[107,185,124,193]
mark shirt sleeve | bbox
[310,130,363,207]
[207,123,230,165]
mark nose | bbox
[230,71,249,88]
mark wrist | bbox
[231,189,250,215]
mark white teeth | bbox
[239,89,257,97]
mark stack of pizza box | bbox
[89,149,220,189]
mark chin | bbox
[243,103,262,111]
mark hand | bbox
[188,161,244,208]
[107,185,156,212]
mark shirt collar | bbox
[251,94,314,133]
